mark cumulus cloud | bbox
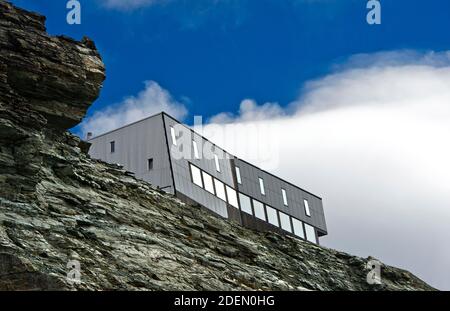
[209,99,286,124]
[200,51,450,290]
[81,81,187,137]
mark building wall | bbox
[234,159,327,235]
[163,114,233,218]
[88,114,175,194]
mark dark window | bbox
[148,158,154,171]
[110,141,115,153]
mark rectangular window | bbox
[214,178,226,201]
[110,141,115,153]
[304,199,311,217]
[235,166,242,184]
[281,188,288,206]
[192,140,199,159]
[190,164,203,188]
[304,224,317,244]
[266,206,279,227]
[238,193,252,215]
[214,154,221,172]
[226,186,239,208]
[253,200,266,221]
[279,212,292,233]
[202,171,214,194]
[147,158,154,171]
[259,178,265,195]
[170,126,177,146]
[292,218,305,239]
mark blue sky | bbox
[10,0,450,128]
[10,0,450,290]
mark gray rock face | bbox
[0,1,435,291]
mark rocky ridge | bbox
[0,1,434,291]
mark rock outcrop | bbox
[0,1,434,291]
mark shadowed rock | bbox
[0,0,105,130]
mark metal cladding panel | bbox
[163,114,231,218]
[234,158,327,234]
[88,113,175,194]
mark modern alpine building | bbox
[87,112,328,244]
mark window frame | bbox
[189,163,203,188]
[279,211,292,233]
[214,178,227,201]
[259,177,265,195]
[110,141,115,153]
[304,223,317,244]
[238,193,253,215]
[304,199,311,217]
[170,126,177,146]
[214,154,221,172]
[252,199,266,221]
[266,205,279,227]
[192,140,200,159]
[292,218,305,239]
[235,166,242,184]
[202,171,215,194]
[147,158,154,171]
[281,188,288,206]
[226,185,239,208]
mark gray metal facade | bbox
[88,114,174,194]
[88,112,328,244]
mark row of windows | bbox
[235,165,311,217]
[189,163,317,243]
[170,127,312,218]
[233,162,311,216]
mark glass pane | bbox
[279,212,292,232]
[190,164,203,188]
[259,178,265,195]
[214,154,221,172]
[193,141,199,159]
[170,127,177,145]
[266,206,279,227]
[235,167,242,184]
[202,171,214,194]
[226,186,239,208]
[253,200,266,221]
[148,158,153,170]
[292,218,305,239]
[214,178,226,201]
[239,193,252,215]
[305,224,316,243]
[304,199,311,216]
[282,188,288,206]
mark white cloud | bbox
[209,99,286,124]
[81,81,187,137]
[200,51,450,290]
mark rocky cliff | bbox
[0,1,434,291]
